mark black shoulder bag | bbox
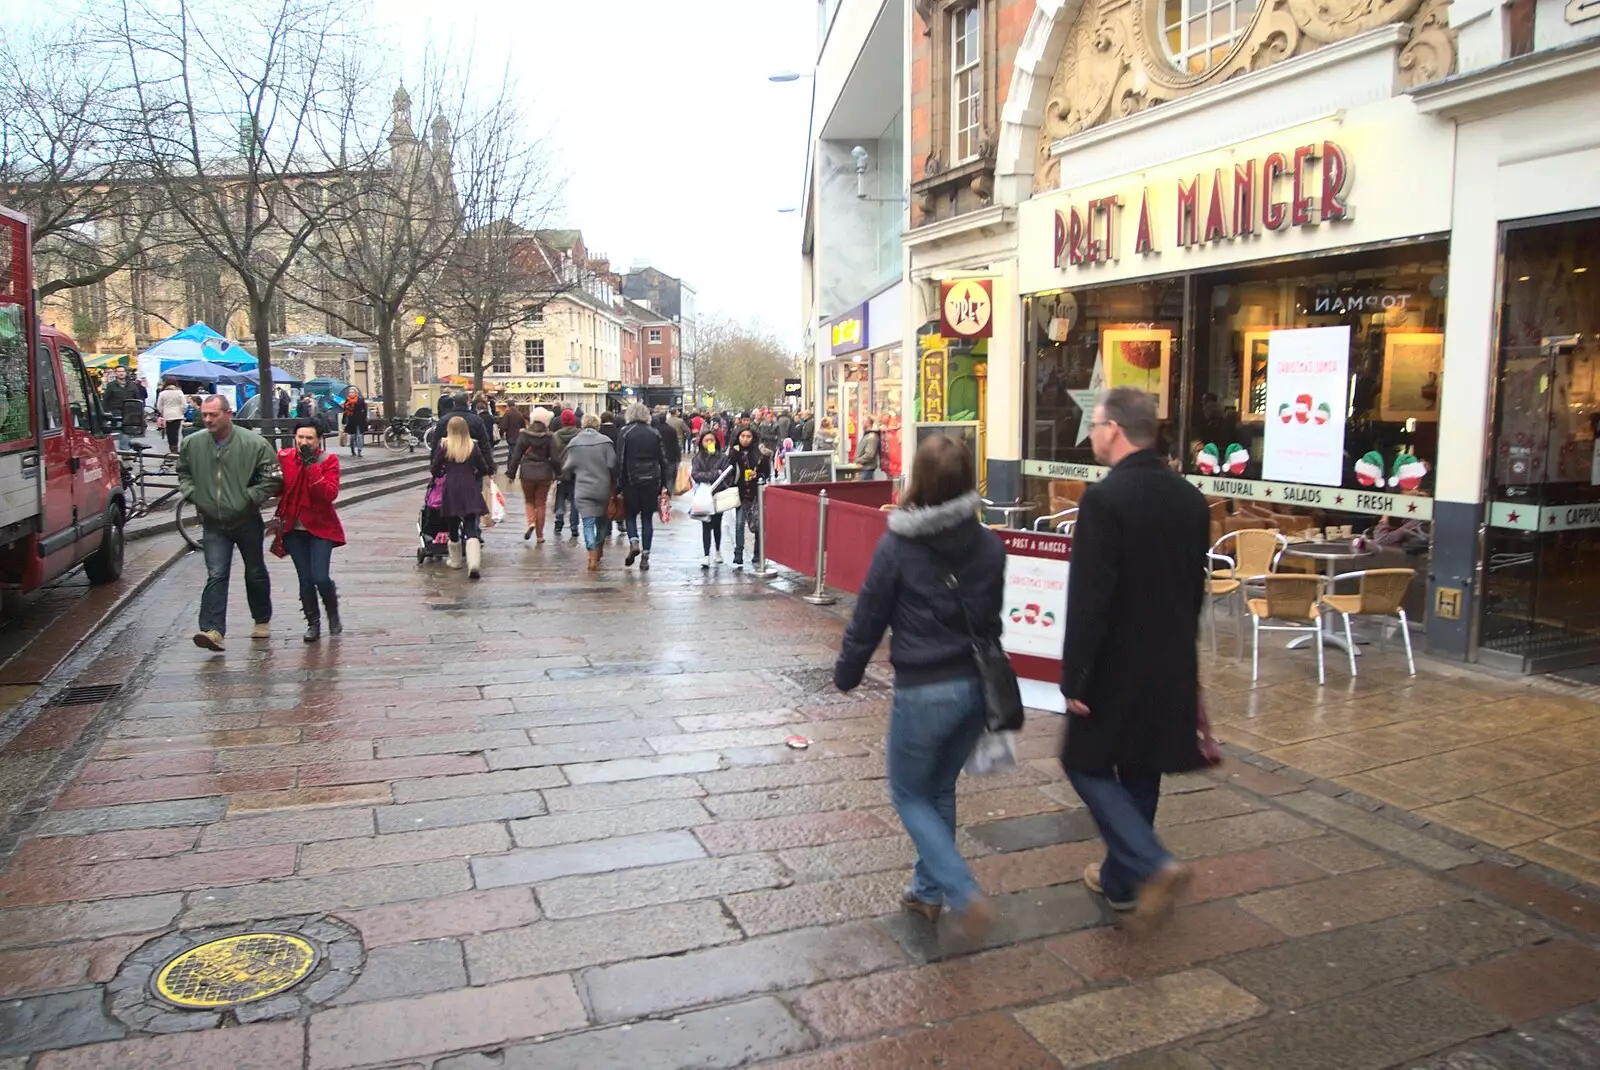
[938,556,1025,733]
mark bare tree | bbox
[427,91,571,393]
[0,21,152,303]
[693,315,796,411]
[108,0,367,391]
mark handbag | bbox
[674,460,692,496]
[339,431,348,446]
[606,481,625,521]
[937,557,1025,733]
[712,487,741,515]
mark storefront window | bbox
[872,346,903,476]
[1480,215,1600,671]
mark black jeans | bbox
[701,515,723,553]
[282,530,335,601]
[199,513,270,635]
[164,420,182,453]
[449,514,483,542]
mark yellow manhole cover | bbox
[154,932,319,1009]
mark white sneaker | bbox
[701,555,710,569]
[714,551,724,564]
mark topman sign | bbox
[1054,141,1353,269]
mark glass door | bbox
[1479,214,1600,674]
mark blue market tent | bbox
[239,367,300,385]
[162,360,252,385]
[141,323,246,367]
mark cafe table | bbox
[983,498,1038,530]
[1280,540,1375,655]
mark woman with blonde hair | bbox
[430,415,493,578]
[812,415,838,456]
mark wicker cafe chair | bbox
[1248,573,1327,685]
[1320,568,1418,678]
[1205,553,1243,654]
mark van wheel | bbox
[84,504,125,584]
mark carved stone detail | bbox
[1034,0,1457,188]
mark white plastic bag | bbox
[687,482,715,517]
[489,483,506,525]
[964,731,1018,777]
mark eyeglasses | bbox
[1089,419,1117,432]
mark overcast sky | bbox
[2,0,816,347]
[377,0,815,345]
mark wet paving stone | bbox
[180,858,473,926]
[1198,979,1504,1070]
[509,798,711,849]
[197,807,376,849]
[10,828,200,869]
[883,882,1105,963]
[1237,866,1465,936]
[486,737,656,769]
[1017,968,1265,1067]
[328,938,467,1004]
[793,944,1083,1041]
[0,988,125,1056]
[333,887,541,947]
[464,900,741,983]
[560,751,724,784]
[0,895,183,949]
[308,975,588,1069]
[0,844,297,906]
[539,776,706,813]
[1276,789,1478,870]
[28,797,228,837]
[1048,901,1285,982]
[440,996,815,1070]
[1453,861,1600,936]
[373,789,548,833]
[470,829,706,888]
[537,853,788,918]
[298,823,511,875]
[960,808,1100,853]
[1160,809,1322,859]
[1218,900,1547,1008]
[693,810,894,856]
[582,919,907,1021]
[764,1012,1061,1070]
[1434,940,1600,1022]
[390,766,567,803]
[29,1020,303,1069]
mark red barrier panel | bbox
[823,498,891,594]
[769,481,895,508]
[763,487,819,577]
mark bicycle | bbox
[382,415,435,454]
[120,444,200,551]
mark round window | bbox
[1160,0,1257,75]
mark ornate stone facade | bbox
[1033,0,1457,188]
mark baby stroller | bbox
[416,476,453,564]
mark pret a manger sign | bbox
[1054,141,1352,269]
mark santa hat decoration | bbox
[1389,451,1429,492]
[1354,450,1385,488]
[1313,402,1332,426]
[1293,394,1313,424]
[1277,403,1293,424]
[1195,442,1221,475]
[1223,443,1249,475]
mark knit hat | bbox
[560,409,577,428]
[530,407,553,428]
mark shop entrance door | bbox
[1477,215,1600,676]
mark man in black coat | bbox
[435,395,497,475]
[1060,386,1209,934]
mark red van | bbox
[0,206,128,593]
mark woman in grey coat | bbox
[560,413,617,570]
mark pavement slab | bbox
[3,491,1600,1069]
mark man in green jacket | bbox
[178,395,283,651]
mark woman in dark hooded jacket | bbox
[690,428,730,567]
[834,433,1002,942]
[552,409,582,538]
[725,426,770,568]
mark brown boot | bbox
[586,549,600,572]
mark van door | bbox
[34,338,76,570]
[56,344,111,558]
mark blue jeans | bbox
[282,530,335,601]
[1068,767,1171,902]
[624,508,654,551]
[887,676,987,910]
[554,482,579,531]
[734,504,760,561]
[199,513,270,635]
[581,515,603,550]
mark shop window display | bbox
[1480,215,1600,670]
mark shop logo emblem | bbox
[940,279,995,340]
[1009,603,1056,627]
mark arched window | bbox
[1161,0,1256,75]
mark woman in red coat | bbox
[274,421,347,641]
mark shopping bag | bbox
[657,490,671,524]
[490,484,507,525]
[339,431,348,447]
[687,483,715,517]
[673,460,692,496]
[712,487,741,515]
[964,731,1018,776]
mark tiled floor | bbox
[1201,617,1600,885]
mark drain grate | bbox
[47,683,123,707]
[154,932,319,1009]
[780,667,887,694]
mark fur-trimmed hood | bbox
[888,491,982,538]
